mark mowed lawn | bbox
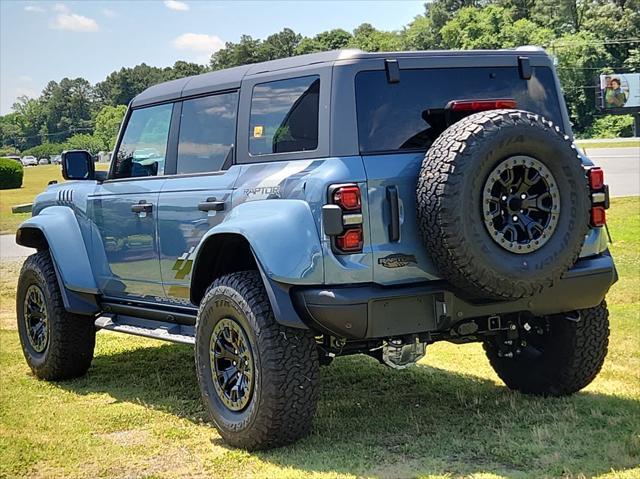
[0,163,109,234]
[0,198,638,479]
[574,139,640,149]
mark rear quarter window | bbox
[249,75,320,156]
[355,66,563,154]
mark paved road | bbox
[1,147,637,262]
[584,146,640,198]
[0,234,33,261]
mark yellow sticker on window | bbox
[253,125,264,138]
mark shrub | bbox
[583,115,635,139]
[0,157,24,189]
[0,146,20,157]
[21,142,66,158]
[64,134,105,154]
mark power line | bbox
[556,66,636,71]
[549,38,640,47]
[10,127,93,142]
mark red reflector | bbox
[448,99,517,112]
[588,167,605,190]
[591,206,606,227]
[336,227,363,252]
[333,185,361,210]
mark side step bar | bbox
[95,315,195,345]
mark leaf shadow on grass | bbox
[57,341,640,478]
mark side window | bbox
[177,91,238,174]
[112,103,173,179]
[249,76,319,155]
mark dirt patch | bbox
[96,428,151,447]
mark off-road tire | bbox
[484,302,609,395]
[195,271,319,450]
[16,250,96,380]
[417,109,590,300]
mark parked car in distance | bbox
[38,158,50,165]
[4,155,22,163]
[21,156,37,166]
[50,155,62,165]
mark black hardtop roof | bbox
[131,47,549,108]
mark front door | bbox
[89,102,174,300]
[156,91,240,302]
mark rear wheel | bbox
[195,271,319,450]
[16,251,96,380]
[484,302,609,396]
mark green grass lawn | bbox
[0,164,109,234]
[575,139,640,149]
[0,198,638,479]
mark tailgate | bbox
[362,152,438,285]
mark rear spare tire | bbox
[417,110,590,300]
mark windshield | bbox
[355,66,564,154]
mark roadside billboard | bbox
[599,73,640,110]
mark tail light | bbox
[447,99,517,113]
[333,185,361,210]
[591,206,606,227]
[323,184,364,254]
[336,227,363,252]
[588,167,604,190]
[587,167,609,227]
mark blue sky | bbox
[0,0,425,114]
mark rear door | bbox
[355,61,566,285]
[157,91,240,302]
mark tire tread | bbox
[196,271,319,450]
[17,251,95,381]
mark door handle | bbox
[198,197,225,212]
[131,201,153,213]
[386,186,400,242]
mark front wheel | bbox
[17,251,96,380]
[484,302,609,396]
[195,271,319,450]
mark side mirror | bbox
[61,150,95,180]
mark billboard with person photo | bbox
[600,73,640,110]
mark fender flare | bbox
[16,206,100,315]
[191,199,324,328]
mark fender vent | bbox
[58,189,73,204]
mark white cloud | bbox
[173,33,224,63]
[101,8,117,18]
[164,1,189,12]
[16,87,38,99]
[173,33,223,52]
[24,5,45,13]
[52,13,99,32]
[53,3,69,13]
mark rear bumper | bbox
[292,253,617,339]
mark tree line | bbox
[1,0,638,156]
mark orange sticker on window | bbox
[253,125,263,138]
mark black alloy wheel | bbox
[482,155,560,254]
[210,317,255,411]
[23,284,49,353]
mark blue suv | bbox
[16,48,616,449]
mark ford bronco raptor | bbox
[16,48,616,450]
